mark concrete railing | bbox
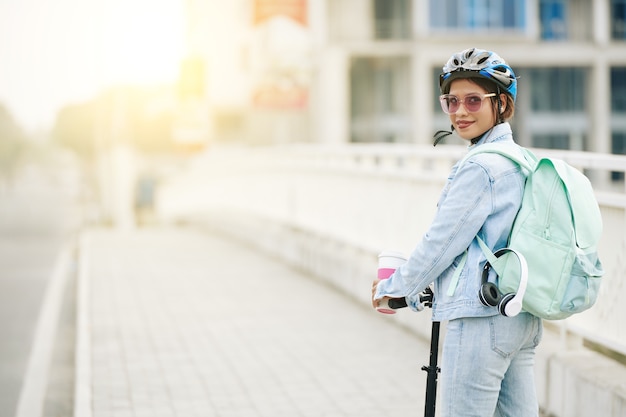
[158,143,626,416]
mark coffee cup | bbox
[376,251,406,314]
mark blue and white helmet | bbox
[439,48,517,101]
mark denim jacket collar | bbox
[468,122,513,149]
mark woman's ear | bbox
[499,93,507,113]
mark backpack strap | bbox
[445,236,528,298]
[477,236,529,304]
[544,159,602,249]
[463,144,601,250]
[446,250,467,296]
[448,144,533,298]
[476,236,499,266]
[476,236,515,280]
[446,237,499,297]
[460,143,536,174]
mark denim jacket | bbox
[375,123,527,321]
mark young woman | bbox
[372,48,543,417]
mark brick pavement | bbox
[76,226,430,417]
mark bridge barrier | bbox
[159,143,626,416]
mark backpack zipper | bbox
[543,174,561,241]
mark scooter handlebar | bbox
[386,288,434,311]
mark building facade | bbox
[184,0,626,178]
[310,0,626,165]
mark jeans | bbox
[439,313,543,417]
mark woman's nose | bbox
[454,102,469,115]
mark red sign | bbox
[253,0,307,26]
[253,85,308,109]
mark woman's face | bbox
[446,78,502,141]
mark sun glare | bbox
[0,0,188,130]
[96,0,185,86]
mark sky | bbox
[0,0,185,133]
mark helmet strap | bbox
[496,85,503,124]
[433,125,455,146]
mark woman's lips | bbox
[456,120,473,129]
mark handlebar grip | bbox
[388,298,408,309]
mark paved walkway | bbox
[76,226,431,417]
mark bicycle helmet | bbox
[439,48,517,101]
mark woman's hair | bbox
[442,77,515,123]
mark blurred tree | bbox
[0,104,26,185]
[52,101,97,159]
[52,86,179,159]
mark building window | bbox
[350,57,411,143]
[611,68,626,112]
[540,0,567,40]
[611,67,626,180]
[612,0,626,39]
[528,68,585,112]
[613,133,626,154]
[612,133,626,180]
[539,0,592,41]
[532,133,570,149]
[429,0,526,31]
[520,67,588,150]
[374,0,411,39]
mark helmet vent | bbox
[440,48,517,101]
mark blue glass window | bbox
[429,0,526,30]
[540,0,567,40]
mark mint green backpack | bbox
[462,144,604,320]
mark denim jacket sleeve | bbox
[375,158,494,302]
[374,123,526,319]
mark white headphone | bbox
[478,248,528,317]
